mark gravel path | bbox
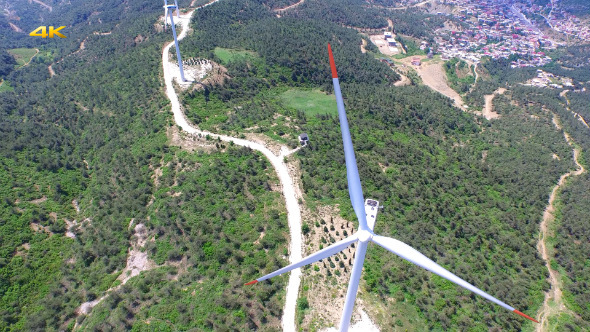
[161,4,303,331]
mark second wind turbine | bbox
[165,4,185,82]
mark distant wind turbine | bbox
[165,4,186,82]
[173,0,180,18]
[162,0,179,21]
[163,0,169,30]
[246,44,539,331]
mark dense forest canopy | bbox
[561,0,590,14]
[283,0,387,29]
[1,0,589,330]
[0,0,288,330]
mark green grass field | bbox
[279,89,337,116]
[7,48,38,68]
[0,80,14,92]
[213,47,257,64]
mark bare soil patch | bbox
[75,223,155,325]
[31,0,52,11]
[9,23,23,33]
[394,74,411,87]
[29,195,47,204]
[400,56,466,110]
[482,87,506,120]
[299,204,377,330]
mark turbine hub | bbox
[358,230,373,243]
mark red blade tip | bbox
[327,43,338,79]
[513,310,539,323]
[245,280,258,286]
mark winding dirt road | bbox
[161,4,303,331]
[535,114,585,331]
[561,90,590,129]
[390,0,434,10]
[74,3,303,329]
[15,48,39,70]
[274,0,304,13]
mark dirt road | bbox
[391,0,434,10]
[73,2,303,330]
[161,4,303,331]
[535,115,585,331]
[274,0,304,13]
[560,90,590,129]
[31,0,52,11]
[15,48,40,70]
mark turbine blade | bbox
[245,234,358,285]
[328,44,368,231]
[371,235,538,323]
[339,240,369,332]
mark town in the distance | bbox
[378,0,587,88]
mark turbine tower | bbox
[165,4,185,82]
[246,44,539,331]
[163,0,169,30]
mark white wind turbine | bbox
[163,0,169,30]
[162,0,179,26]
[246,44,539,331]
[165,4,186,82]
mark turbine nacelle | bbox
[357,229,373,243]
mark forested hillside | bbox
[525,87,590,324]
[459,41,590,329]
[179,0,588,330]
[1,0,288,330]
[2,0,589,330]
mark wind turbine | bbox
[246,44,539,331]
[162,0,179,23]
[165,4,186,82]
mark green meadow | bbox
[8,48,38,68]
[214,47,258,64]
[279,89,337,116]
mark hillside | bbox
[1,0,589,331]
